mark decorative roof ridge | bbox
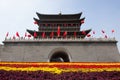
[33,18,39,21]
[36,12,82,16]
[33,16,85,21]
[36,12,83,20]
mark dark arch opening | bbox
[50,51,70,62]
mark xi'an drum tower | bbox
[0,12,120,62]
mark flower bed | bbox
[0,62,120,79]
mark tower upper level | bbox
[34,12,85,32]
[27,12,91,38]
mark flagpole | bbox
[111,29,115,38]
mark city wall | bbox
[0,38,120,62]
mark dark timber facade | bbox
[27,12,91,39]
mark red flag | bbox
[102,30,105,33]
[93,31,95,34]
[25,32,27,37]
[16,32,20,37]
[105,35,107,38]
[28,34,31,37]
[87,34,91,37]
[6,32,9,37]
[50,32,54,38]
[63,31,67,37]
[81,20,84,24]
[82,30,86,35]
[13,36,15,40]
[57,26,60,37]
[74,32,77,37]
[42,32,45,38]
[112,29,115,33]
[34,21,38,24]
[34,32,37,38]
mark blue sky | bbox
[0,0,120,51]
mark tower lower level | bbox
[0,38,120,62]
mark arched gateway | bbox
[49,48,71,62]
[50,51,70,62]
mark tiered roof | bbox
[27,12,91,38]
[36,12,82,20]
[34,12,85,23]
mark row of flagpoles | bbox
[5,29,115,40]
[5,26,66,39]
[33,21,115,39]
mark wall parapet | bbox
[3,38,117,43]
